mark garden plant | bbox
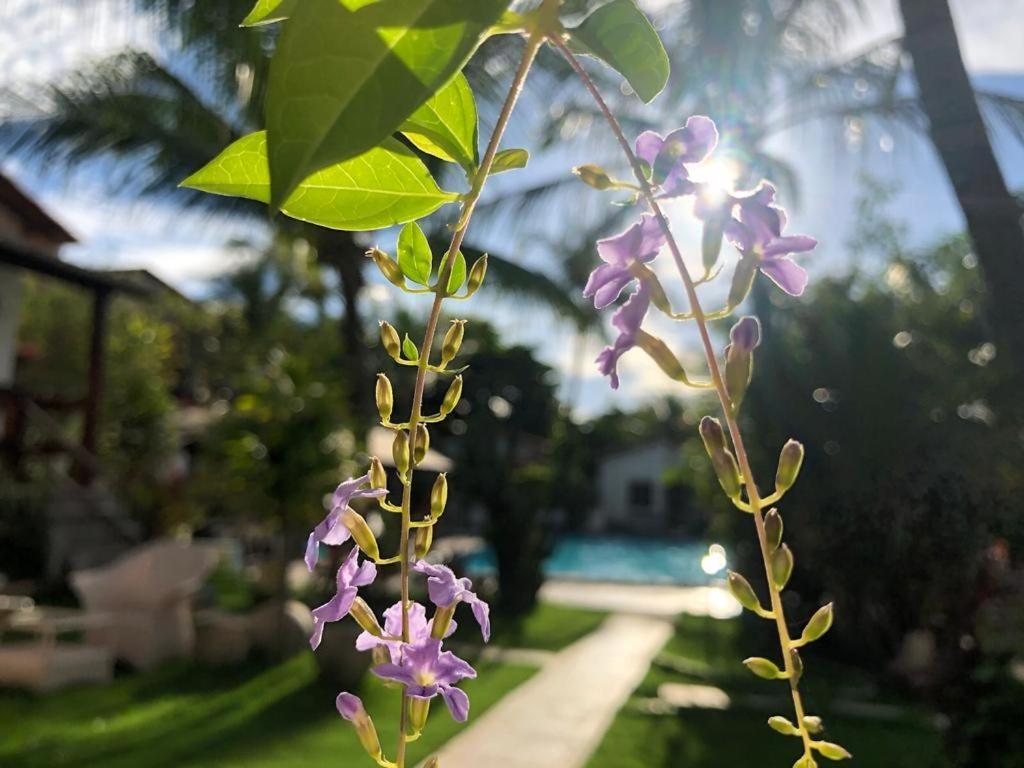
[182,0,849,765]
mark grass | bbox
[0,652,534,768]
[486,603,609,651]
[0,602,605,768]
[587,615,949,768]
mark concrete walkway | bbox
[434,614,672,768]
[541,580,741,619]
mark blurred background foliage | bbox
[1,0,1023,765]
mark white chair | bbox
[71,538,218,670]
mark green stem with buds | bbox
[551,35,817,762]
[391,20,549,768]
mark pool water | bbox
[462,535,723,586]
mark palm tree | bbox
[898,0,1024,366]
[1,2,588,423]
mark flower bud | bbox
[799,603,834,645]
[727,571,762,615]
[465,255,488,297]
[790,648,804,682]
[573,163,614,190]
[410,697,431,733]
[414,523,433,560]
[764,508,783,552]
[414,424,430,465]
[367,247,406,289]
[430,474,448,519]
[393,430,410,476]
[341,508,380,561]
[794,756,818,768]
[350,597,383,638]
[699,417,743,499]
[402,334,419,361]
[743,657,783,680]
[768,715,800,736]
[771,544,794,590]
[375,373,394,422]
[815,742,852,761]
[730,316,762,352]
[803,716,824,735]
[380,321,401,359]
[369,457,387,490]
[441,320,465,366]
[336,693,383,762]
[724,343,753,409]
[636,330,688,382]
[775,439,805,494]
[440,376,463,416]
[431,602,457,640]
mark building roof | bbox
[0,174,75,248]
[0,238,151,296]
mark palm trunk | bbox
[900,0,1024,366]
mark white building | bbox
[592,440,699,535]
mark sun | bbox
[690,155,742,196]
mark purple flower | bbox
[583,215,665,309]
[635,116,719,197]
[373,638,477,722]
[310,548,377,650]
[725,183,817,296]
[414,561,491,642]
[730,316,761,352]
[305,473,386,571]
[596,281,651,390]
[356,600,456,661]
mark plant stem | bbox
[550,34,816,760]
[392,23,546,768]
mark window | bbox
[628,480,652,508]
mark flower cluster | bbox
[576,112,850,765]
[304,478,491,762]
[583,116,816,391]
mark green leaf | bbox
[241,0,297,26]
[402,335,420,361]
[567,0,669,103]
[265,0,507,210]
[182,132,458,232]
[400,74,479,171]
[398,223,434,286]
[488,148,530,175]
[439,250,467,294]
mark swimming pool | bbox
[462,535,726,586]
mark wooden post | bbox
[77,288,110,483]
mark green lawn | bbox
[587,616,949,768]
[0,602,606,768]
[0,652,534,768]
[484,603,609,651]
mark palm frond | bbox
[977,90,1024,147]
[456,242,598,331]
[4,51,253,211]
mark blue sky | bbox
[1,0,1022,416]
